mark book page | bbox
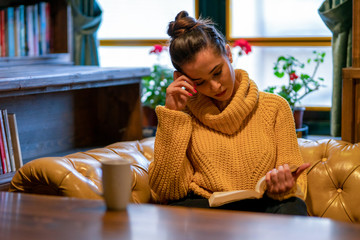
[209,189,263,207]
[208,165,299,207]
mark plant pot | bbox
[142,106,158,127]
[293,107,306,129]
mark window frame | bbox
[98,0,332,110]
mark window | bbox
[229,0,332,107]
[230,0,331,38]
[97,0,195,68]
[97,0,332,107]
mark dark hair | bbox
[167,11,227,72]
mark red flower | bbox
[290,72,299,81]
[233,39,252,55]
[150,45,166,54]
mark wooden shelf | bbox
[0,0,42,8]
[0,65,149,96]
[0,54,72,67]
[342,67,360,143]
[0,172,15,191]
[0,66,150,164]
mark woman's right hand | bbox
[165,71,197,111]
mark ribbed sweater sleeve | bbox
[148,106,194,202]
[266,96,307,201]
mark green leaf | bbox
[277,56,286,62]
[293,83,302,92]
[274,72,285,78]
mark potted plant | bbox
[141,45,173,127]
[232,39,252,66]
[264,51,326,129]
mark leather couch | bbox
[9,137,360,223]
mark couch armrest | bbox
[298,138,360,223]
[10,137,156,204]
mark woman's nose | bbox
[209,79,221,92]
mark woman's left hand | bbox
[265,163,311,195]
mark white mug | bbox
[89,159,132,211]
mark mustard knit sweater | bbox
[149,69,307,203]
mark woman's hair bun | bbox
[167,10,198,39]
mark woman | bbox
[148,11,310,215]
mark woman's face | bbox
[181,45,237,102]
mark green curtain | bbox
[69,0,102,65]
[318,0,352,137]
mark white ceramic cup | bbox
[93,159,133,211]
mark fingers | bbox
[173,71,197,95]
[165,71,197,111]
[293,162,311,180]
[266,164,296,194]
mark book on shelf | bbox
[0,111,10,173]
[6,7,15,57]
[25,5,34,56]
[39,2,48,55]
[18,5,26,57]
[0,9,5,57]
[7,113,23,170]
[208,165,300,207]
[32,4,39,56]
[0,110,23,174]
[0,131,4,174]
[0,2,50,58]
[14,6,21,56]
[2,109,16,172]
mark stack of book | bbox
[0,109,22,174]
[0,2,51,57]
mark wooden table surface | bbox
[1,192,360,240]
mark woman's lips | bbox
[215,89,226,97]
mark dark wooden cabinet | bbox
[342,0,360,143]
[0,65,150,191]
[0,0,151,190]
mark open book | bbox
[208,165,299,207]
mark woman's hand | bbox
[165,71,197,111]
[265,163,311,195]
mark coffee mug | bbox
[88,158,133,211]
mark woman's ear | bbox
[173,70,182,80]
[225,44,233,63]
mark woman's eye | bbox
[214,70,222,76]
[195,81,204,86]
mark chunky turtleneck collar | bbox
[187,69,259,135]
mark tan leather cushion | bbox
[10,137,360,223]
[298,138,360,223]
[10,137,156,204]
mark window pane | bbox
[99,46,173,68]
[100,46,332,107]
[233,46,332,107]
[97,0,195,39]
[230,0,331,37]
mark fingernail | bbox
[194,89,197,93]
[188,93,193,96]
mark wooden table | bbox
[1,192,360,240]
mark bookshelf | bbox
[0,65,150,191]
[0,0,72,66]
[0,0,151,190]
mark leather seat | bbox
[9,137,360,223]
[298,138,360,223]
